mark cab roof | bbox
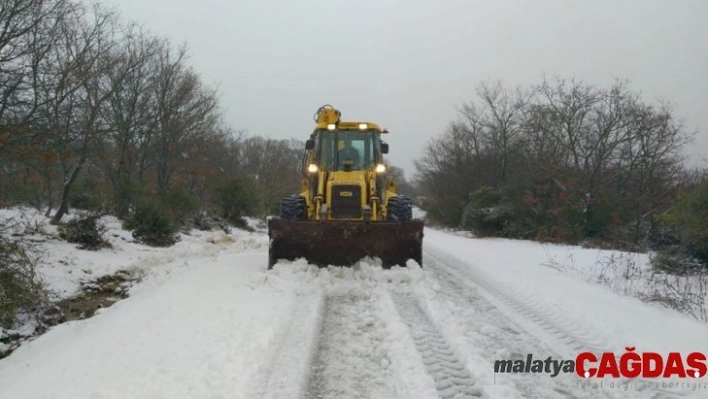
[313,121,388,133]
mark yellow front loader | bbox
[267,105,424,269]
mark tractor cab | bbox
[309,128,387,172]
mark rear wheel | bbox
[279,194,306,220]
[387,195,413,222]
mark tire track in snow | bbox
[305,292,399,399]
[423,254,614,398]
[255,291,325,399]
[390,292,483,398]
[424,250,695,399]
[425,248,611,357]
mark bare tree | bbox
[386,165,417,198]
[236,136,303,215]
[416,77,692,244]
[0,0,70,204]
[0,0,69,125]
[97,23,159,216]
[473,80,532,183]
[48,3,124,223]
[414,122,486,224]
[152,42,220,194]
[0,0,274,229]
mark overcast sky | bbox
[108,0,707,178]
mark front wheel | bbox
[387,195,413,222]
[279,194,306,220]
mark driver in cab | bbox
[338,137,360,169]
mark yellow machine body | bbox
[267,105,424,268]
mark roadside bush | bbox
[162,186,200,223]
[213,175,260,228]
[182,213,233,234]
[69,179,105,212]
[58,215,112,250]
[676,182,708,264]
[647,215,681,249]
[593,252,708,322]
[461,186,540,240]
[461,187,503,236]
[124,202,178,247]
[112,182,144,219]
[0,234,46,329]
[651,249,705,275]
[419,200,464,228]
[651,181,708,272]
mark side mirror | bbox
[381,143,389,154]
[305,139,315,150]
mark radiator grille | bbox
[331,185,361,218]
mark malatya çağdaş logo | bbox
[494,348,707,379]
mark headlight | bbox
[375,164,386,173]
[327,123,336,130]
[308,164,318,173]
[358,123,368,130]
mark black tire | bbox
[279,194,306,220]
[387,195,413,222]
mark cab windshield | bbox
[316,130,378,171]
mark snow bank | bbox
[423,228,708,356]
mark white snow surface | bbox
[1,208,707,398]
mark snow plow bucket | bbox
[267,219,424,269]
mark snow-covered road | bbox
[1,223,707,398]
